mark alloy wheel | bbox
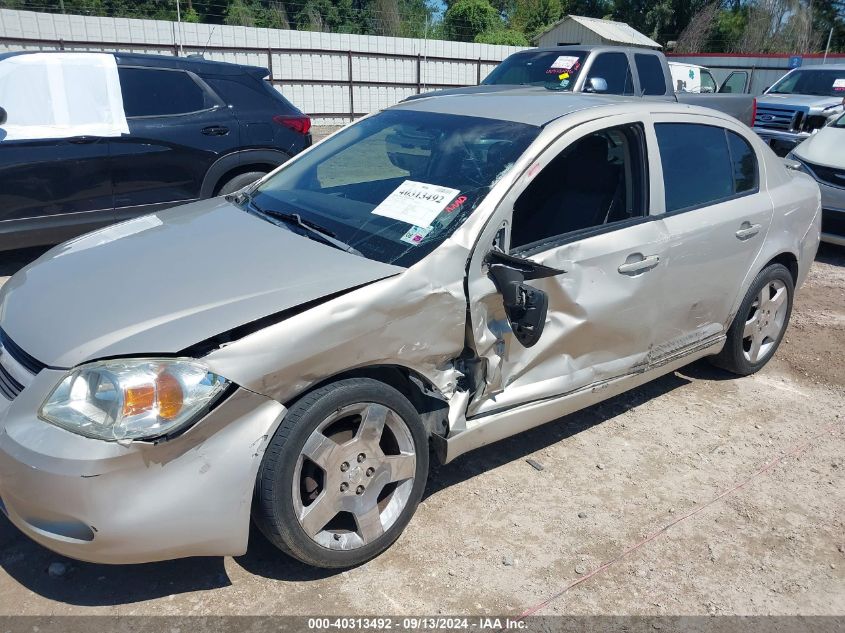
[742,279,788,364]
[292,402,417,550]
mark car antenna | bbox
[198,26,216,59]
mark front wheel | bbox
[711,263,794,376]
[253,378,429,568]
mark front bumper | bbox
[753,127,810,156]
[800,173,845,246]
[0,369,286,564]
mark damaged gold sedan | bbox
[0,90,821,568]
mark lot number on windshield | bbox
[372,180,461,228]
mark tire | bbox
[710,263,794,376]
[253,378,429,568]
[216,171,266,196]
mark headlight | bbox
[39,358,230,441]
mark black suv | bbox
[0,51,312,251]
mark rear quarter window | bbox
[205,76,298,113]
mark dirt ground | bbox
[0,245,842,618]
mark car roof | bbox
[391,86,652,126]
[0,50,268,76]
[509,45,662,55]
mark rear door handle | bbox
[735,222,761,240]
[201,125,229,136]
[618,254,660,275]
[67,136,100,144]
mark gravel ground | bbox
[0,244,842,617]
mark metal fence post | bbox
[348,50,354,122]
[477,57,481,84]
[416,54,422,93]
[267,47,273,80]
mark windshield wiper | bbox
[247,197,363,256]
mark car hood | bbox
[759,93,843,110]
[792,125,845,169]
[404,84,526,101]
[0,199,403,369]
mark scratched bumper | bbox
[0,370,285,564]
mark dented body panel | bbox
[0,92,821,564]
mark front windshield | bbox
[248,109,539,267]
[769,69,845,97]
[482,50,588,91]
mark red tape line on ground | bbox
[517,423,842,619]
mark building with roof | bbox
[533,15,661,50]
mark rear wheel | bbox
[711,263,793,376]
[216,171,266,196]
[253,378,428,568]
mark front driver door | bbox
[465,115,670,418]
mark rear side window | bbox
[635,54,666,95]
[118,67,213,117]
[656,123,758,213]
[587,52,635,95]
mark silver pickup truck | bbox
[409,45,756,126]
[753,64,845,156]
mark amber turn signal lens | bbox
[123,384,155,417]
[156,371,184,420]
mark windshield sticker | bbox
[549,55,579,71]
[399,224,433,246]
[372,180,461,227]
[834,78,845,91]
[445,195,467,213]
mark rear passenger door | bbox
[109,66,239,220]
[651,117,773,359]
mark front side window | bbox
[586,52,635,95]
[720,71,748,93]
[635,54,667,96]
[769,69,845,97]
[118,68,215,117]
[700,70,717,93]
[482,50,588,91]
[656,123,758,213]
[248,110,539,267]
[510,123,648,251]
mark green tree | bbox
[224,0,256,25]
[443,0,503,41]
[510,0,562,39]
[474,27,529,44]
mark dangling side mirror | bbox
[0,107,7,126]
[485,250,564,348]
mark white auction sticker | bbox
[371,180,461,228]
[549,55,579,70]
[834,78,845,90]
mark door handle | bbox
[618,254,660,275]
[735,222,761,240]
[201,125,229,136]
[67,136,100,144]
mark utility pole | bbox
[824,27,833,64]
[176,0,184,57]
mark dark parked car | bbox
[0,51,311,251]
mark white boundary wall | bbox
[0,9,528,125]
